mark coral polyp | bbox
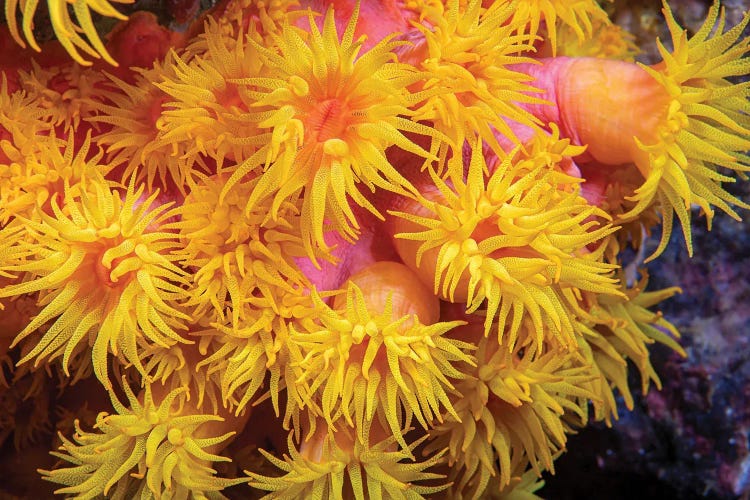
[389,132,621,348]
[290,261,473,451]
[515,2,750,259]
[170,172,308,326]
[221,5,440,255]
[0,176,190,387]
[248,425,449,499]
[0,0,748,498]
[41,382,245,498]
[407,0,543,178]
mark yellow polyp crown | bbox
[290,261,472,452]
[2,1,745,498]
[390,137,621,350]
[625,1,750,260]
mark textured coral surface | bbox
[0,0,749,498]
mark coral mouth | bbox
[305,97,349,143]
[1,0,748,498]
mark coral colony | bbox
[0,0,748,498]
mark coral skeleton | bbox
[0,0,748,498]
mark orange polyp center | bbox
[94,258,117,288]
[214,83,247,113]
[93,246,130,289]
[305,98,349,143]
[471,218,500,244]
[348,336,390,376]
[470,217,541,259]
[146,93,170,132]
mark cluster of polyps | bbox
[0,0,748,498]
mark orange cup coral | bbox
[0,0,748,498]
